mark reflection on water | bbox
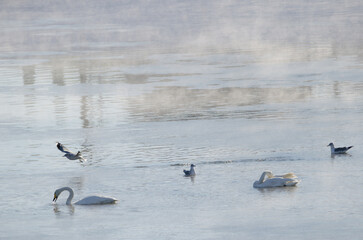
[68,176,85,191]
[53,204,75,216]
[255,186,298,195]
[330,153,352,159]
[187,176,195,183]
[22,65,35,85]
[80,96,90,128]
[10,53,362,129]
[52,63,65,86]
[53,95,67,122]
[128,86,312,121]
[79,141,95,164]
[79,64,88,84]
[24,93,37,116]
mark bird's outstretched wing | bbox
[56,142,73,154]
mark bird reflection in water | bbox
[53,204,75,216]
[330,153,352,159]
[189,175,195,183]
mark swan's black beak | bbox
[53,194,58,202]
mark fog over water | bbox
[0,1,363,239]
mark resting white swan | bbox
[53,187,117,205]
[253,171,300,188]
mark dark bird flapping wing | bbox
[56,142,73,154]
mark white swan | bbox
[253,171,300,188]
[327,142,353,154]
[183,164,196,176]
[56,142,87,162]
[53,187,117,205]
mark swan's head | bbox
[53,191,59,202]
[53,188,65,202]
[264,171,273,178]
[327,143,334,147]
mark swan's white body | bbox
[253,171,300,188]
[53,187,117,205]
[183,164,196,176]
[327,142,353,154]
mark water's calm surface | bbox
[1,1,363,239]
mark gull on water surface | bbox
[183,164,196,177]
[327,142,353,154]
[56,142,86,162]
[253,171,300,188]
[53,187,117,205]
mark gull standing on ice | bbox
[327,142,353,154]
[56,142,87,162]
[183,164,196,176]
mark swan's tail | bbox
[285,179,300,186]
[281,173,297,179]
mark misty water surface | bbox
[0,1,363,239]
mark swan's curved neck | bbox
[59,187,74,205]
[258,171,272,183]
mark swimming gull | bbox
[56,142,87,162]
[183,164,196,176]
[327,142,353,154]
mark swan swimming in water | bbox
[56,142,87,162]
[253,171,300,188]
[327,142,353,154]
[53,187,117,205]
[183,164,196,176]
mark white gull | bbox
[183,164,196,177]
[327,142,353,154]
[56,142,87,162]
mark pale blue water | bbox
[0,1,363,239]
